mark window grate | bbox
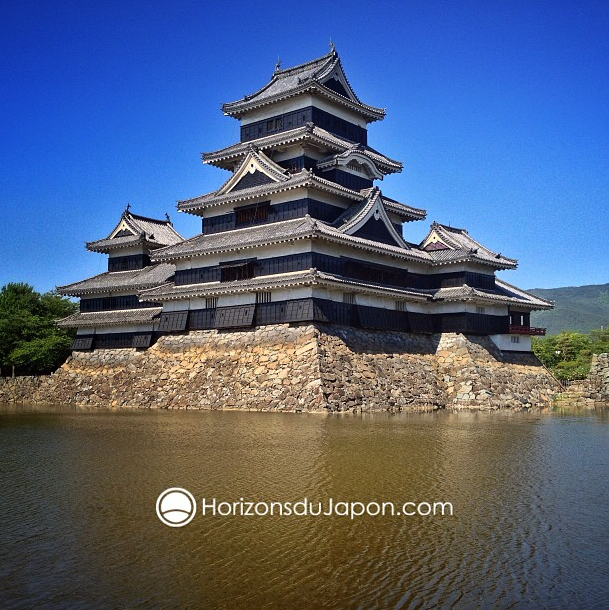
[256,292,272,304]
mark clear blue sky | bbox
[1,0,607,292]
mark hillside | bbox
[529,283,609,335]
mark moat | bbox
[1,405,607,607]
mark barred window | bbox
[395,301,407,311]
[511,336,520,344]
[256,291,272,304]
[476,306,486,314]
[206,297,218,309]
[235,202,270,226]
[220,261,255,282]
[343,293,356,305]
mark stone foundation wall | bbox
[4,324,560,411]
[0,376,46,403]
[554,353,609,408]
[318,329,557,411]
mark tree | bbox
[533,327,608,382]
[0,283,77,375]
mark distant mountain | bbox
[529,283,609,335]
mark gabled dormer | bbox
[215,146,290,195]
[421,222,518,270]
[333,188,410,248]
[86,206,183,271]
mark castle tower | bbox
[59,49,551,354]
[57,208,183,349]
[136,49,550,351]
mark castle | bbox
[58,48,551,355]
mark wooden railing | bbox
[509,325,546,336]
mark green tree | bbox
[0,283,77,375]
[533,327,609,381]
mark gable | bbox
[338,189,408,249]
[217,149,289,196]
[353,216,404,247]
[231,170,274,192]
[323,77,350,98]
[109,219,137,239]
[421,230,452,251]
[319,61,359,104]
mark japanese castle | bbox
[58,48,551,352]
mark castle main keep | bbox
[50,49,557,411]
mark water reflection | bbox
[0,406,607,608]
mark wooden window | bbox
[220,261,255,282]
[235,202,270,226]
[511,335,520,344]
[256,291,272,304]
[206,297,218,309]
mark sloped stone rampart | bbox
[554,353,609,408]
[2,324,560,411]
[0,376,45,402]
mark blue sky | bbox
[1,0,607,292]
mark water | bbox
[0,405,607,608]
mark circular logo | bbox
[156,488,197,527]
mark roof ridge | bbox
[273,50,336,78]
[126,211,174,226]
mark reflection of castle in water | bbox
[57,48,552,356]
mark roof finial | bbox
[125,202,131,213]
[165,212,171,223]
[274,56,281,72]
[329,37,335,53]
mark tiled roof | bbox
[222,50,385,121]
[313,271,429,301]
[56,307,162,328]
[203,124,401,170]
[177,168,364,212]
[422,222,518,270]
[139,270,318,301]
[317,144,402,176]
[152,217,318,260]
[334,188,425,225]
[87,210,184,253]
[139,269,429,303]
[57,263,175,296]
[213,146,290,195]
[152,216,433,264]
[430,281,553,310]
[495,279,554,309]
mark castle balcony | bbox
[509,325,546,336]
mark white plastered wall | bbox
[490,334,532,352]
[239,95,367,128]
